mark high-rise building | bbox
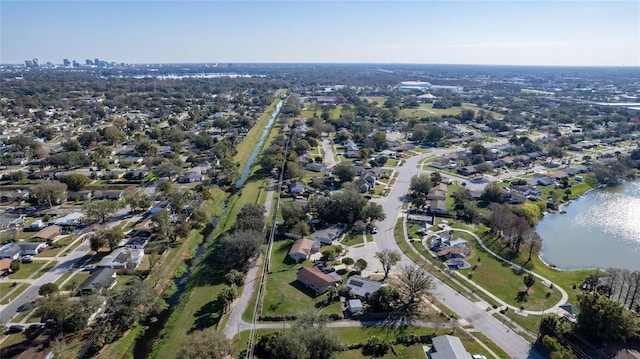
[85,59,93,65]
[25,60,34,67]
[32,58,39,67]
[72,60,80,68]
[63,59,70,67]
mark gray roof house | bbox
[427,335,472,359]
[345,276,387,299]
[77,268,117,295]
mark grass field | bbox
[400,103,504,119]
[261,239,342,318]
[9,260,53,280]
[39,235,79,257]
[234,94,284,167]
[341,229,365,247]
[0,283,29,304]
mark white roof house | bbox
[98,248,144,270]
[345,276,387,298]
[427,335,472,359]
[53,212,84,226]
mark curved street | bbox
[224,145,550,358]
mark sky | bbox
[1,0,639,66]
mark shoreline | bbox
[536,180,640,272]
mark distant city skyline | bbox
[1,1,639,67]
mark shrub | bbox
[362,336,390,357]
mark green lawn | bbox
[342,230,365,247]
[0,332,27,349]
[0,283,29,304]
[261,239,342,318]
[9,260,53,280]
[39,235,79,257]
[63,271,91,291]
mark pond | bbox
[536,181,640,271]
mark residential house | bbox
[288,238,314,263]
[93,190,124,200]
[436,246,470,259]
[53,212,84,226]
[67,191,92,202]
[354,173,376,193]
[428,200,448,214]
[296,266,342,294]
[31,225,62,242]
[535,176,555,186]
[345,276,387,299]
[125,236,150,250]
[178,172,204,183]
[18,242,48,256]
[289,180,306,194]
[132,219,153,237]
[0,213,25,230]
[457,166,478,176]
[426,335,473,359]
[305,163,326,173]
[310,225,344,244]
[77,267,117,295]
[0,241,47,259]
[97,247,144,270]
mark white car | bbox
[472,355,487,359]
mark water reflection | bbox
[537,181,640,270]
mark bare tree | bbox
[524,232,543,263]
[391,263,433,317]
[30,180,67,208]
[375,249,401,281]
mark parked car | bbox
[8,325,26,333]
[21,255,33,263]
[29,323,44,330]
[83,265,96,271]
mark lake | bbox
[537,181,640,271]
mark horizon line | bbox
[2,61,639,69]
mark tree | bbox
[36,293,73,324]
[154,160,184,181]
[524,273,536,290]
[30,180,67,208]
[333,162,356,182]
[269,332,309,359]
[341,257,354,266]
[84,199,123,223]
[217,286,238,313]
[368,286,400,312]
[410,174,432,197]
[10,260,21,272]
[524,232,543,263]
[575,292,640,342]
[281,202,306,230]
[102,126,125,145]
[89,233,107,252]
[39,282,59,296]
[480,181,504,204]
[355,258,368,272]
[392,264,433,316]
[62,139,82,152]
[224,270,245,286]
[424,125,444,146]
[124,188,151,212]
[362,336,390,357]
[363,203,386,222]
[91,227,124,251]
[234,204,265,232]
[375,249,401,281]
[58,173,91,191]
[216,230,264,271]
[430,171,442,185]
[177,327,235,359]
[371,131,388,151]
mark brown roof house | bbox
[31,225,62,242]
[288,238,314,263]
[296,266,342,294]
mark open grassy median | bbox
[0,283,29,304]
[9,260,53,280]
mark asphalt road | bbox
[374,153,545,359]
[0,235,92,323]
